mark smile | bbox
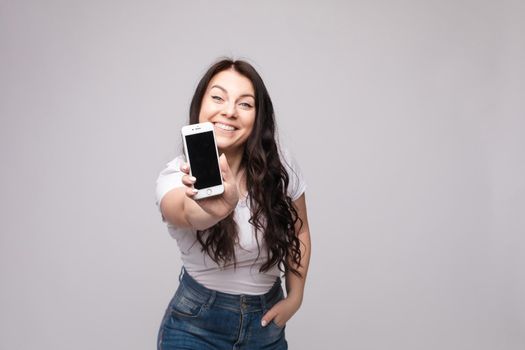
[214,122,236,131]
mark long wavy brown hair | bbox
[188,59,303,277]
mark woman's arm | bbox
[262,193,311,327]
[285,193,311,305]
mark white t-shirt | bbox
[155,149,306,295]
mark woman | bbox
[155,59,311,349]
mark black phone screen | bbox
[185,131,222,189]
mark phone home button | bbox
[207,189,212,195]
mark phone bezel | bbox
[181,122,224,200]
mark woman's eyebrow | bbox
[239,93,255,100]
[210,84,255,99]
[210,84,227,93]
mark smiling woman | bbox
[155,59,311,350]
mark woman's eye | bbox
[211,95,223,102]
[239,102,253,109]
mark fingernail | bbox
[189,176,196,182]
[261,320,267,327]
[192,189,198,194]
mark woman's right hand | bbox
[180,154,239,220]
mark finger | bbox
[185,187,198,198]
[180,162,190,174]
[181,174,196,187]
[261,310,277,327]
[219,154,232,182]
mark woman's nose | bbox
[221,102,236,118]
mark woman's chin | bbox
[217,142,243,155]
[216,137,235,150]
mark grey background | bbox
[1,0,524,349]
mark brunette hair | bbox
[188,59,303,277]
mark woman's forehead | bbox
[208,70,254,95]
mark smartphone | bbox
[181,122,224,200]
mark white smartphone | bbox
[181,122,224,200]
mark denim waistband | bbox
[178,267,283,313]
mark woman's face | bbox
[198,69,256,153]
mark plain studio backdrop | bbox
[1,0,523,349]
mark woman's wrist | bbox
[285,291,304,307]
[183,197,221,230]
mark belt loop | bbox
[207,290,217,308]
[260,293,267,313]
[178,266,185,282]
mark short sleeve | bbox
[155,155,186,212]
[280,148,307,201]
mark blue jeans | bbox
[157,268,288,350]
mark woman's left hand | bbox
[261,296,302,328]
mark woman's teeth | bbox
[215,123,235,131]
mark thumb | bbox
[219,153,232,182]
[261,309,276,327]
